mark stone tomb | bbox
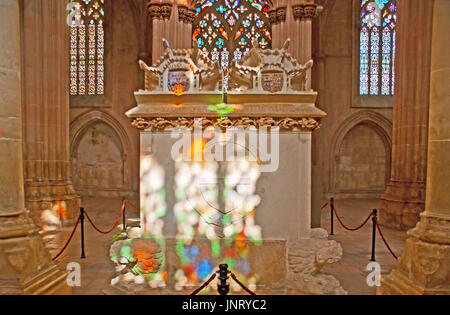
[107,40,345,295]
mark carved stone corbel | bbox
[187,8,197,24]
[276,7,287,24]
[292,4,305,21]
[148,3,162,21]
[131,117,322,132]
[160,3,173,20]
[268,9,278,25]
[178,5,189,23]
[292,3,323,21]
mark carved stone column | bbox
[0,0,69,295]
[149,0,194,64]
[379,0,450,294]
[379,0,432,230]
[22,0,80,224]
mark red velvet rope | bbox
[126,200,140,211]
[52,215,81,261]
[85,201,126,235]
[332,206,373,232]
[375,218,398,260]
[320,202,329,210]
[190,273,217,295]
[231,272,256,296]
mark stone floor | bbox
[320,198,407,295]
[45,198,407,295]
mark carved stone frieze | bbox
[148,3,162,20]
[131,117,321,131]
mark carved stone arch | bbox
[70,110,134,197]
[329,111,392,196]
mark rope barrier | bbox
[190,267,257,296]
[332,206,373,232]
[329,198,399,261]
[190,273,217,295]
[52,215,81,261]
[230,272,256,296]
[320,202,329,210]
[126,200,140,211]
[84,201,126,235]
[374,217,398,260]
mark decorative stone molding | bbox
[131,117,321,131]
[292,3,323,21]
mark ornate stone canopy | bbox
[127,38,326,131]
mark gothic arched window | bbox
[69,0,105,96]
[359,0,397,96]
[192,0,272,67]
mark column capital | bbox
[292,3,323,21]
[148,2,173,21]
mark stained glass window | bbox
[193,0,271,68]
[70,0,105,96]
[359,0,396,96]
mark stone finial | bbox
[282,39,291,51]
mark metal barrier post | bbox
[330,198,335,236]
[217,264,230,296]
[371,209,378,262]
[80,207,86,259]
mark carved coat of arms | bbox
[167,70,190,94]
[261,71,284,93]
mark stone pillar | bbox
[149,0,195,64]
[379,0,432,230]
[22,0,80,225]
[379,0,450,295]
[0,0,69,295]
[271,0,322,91]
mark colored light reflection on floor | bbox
[110,145,263,292]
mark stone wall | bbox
[335,123,388,194]
[312,0,393,202]
[69,0,149,200]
